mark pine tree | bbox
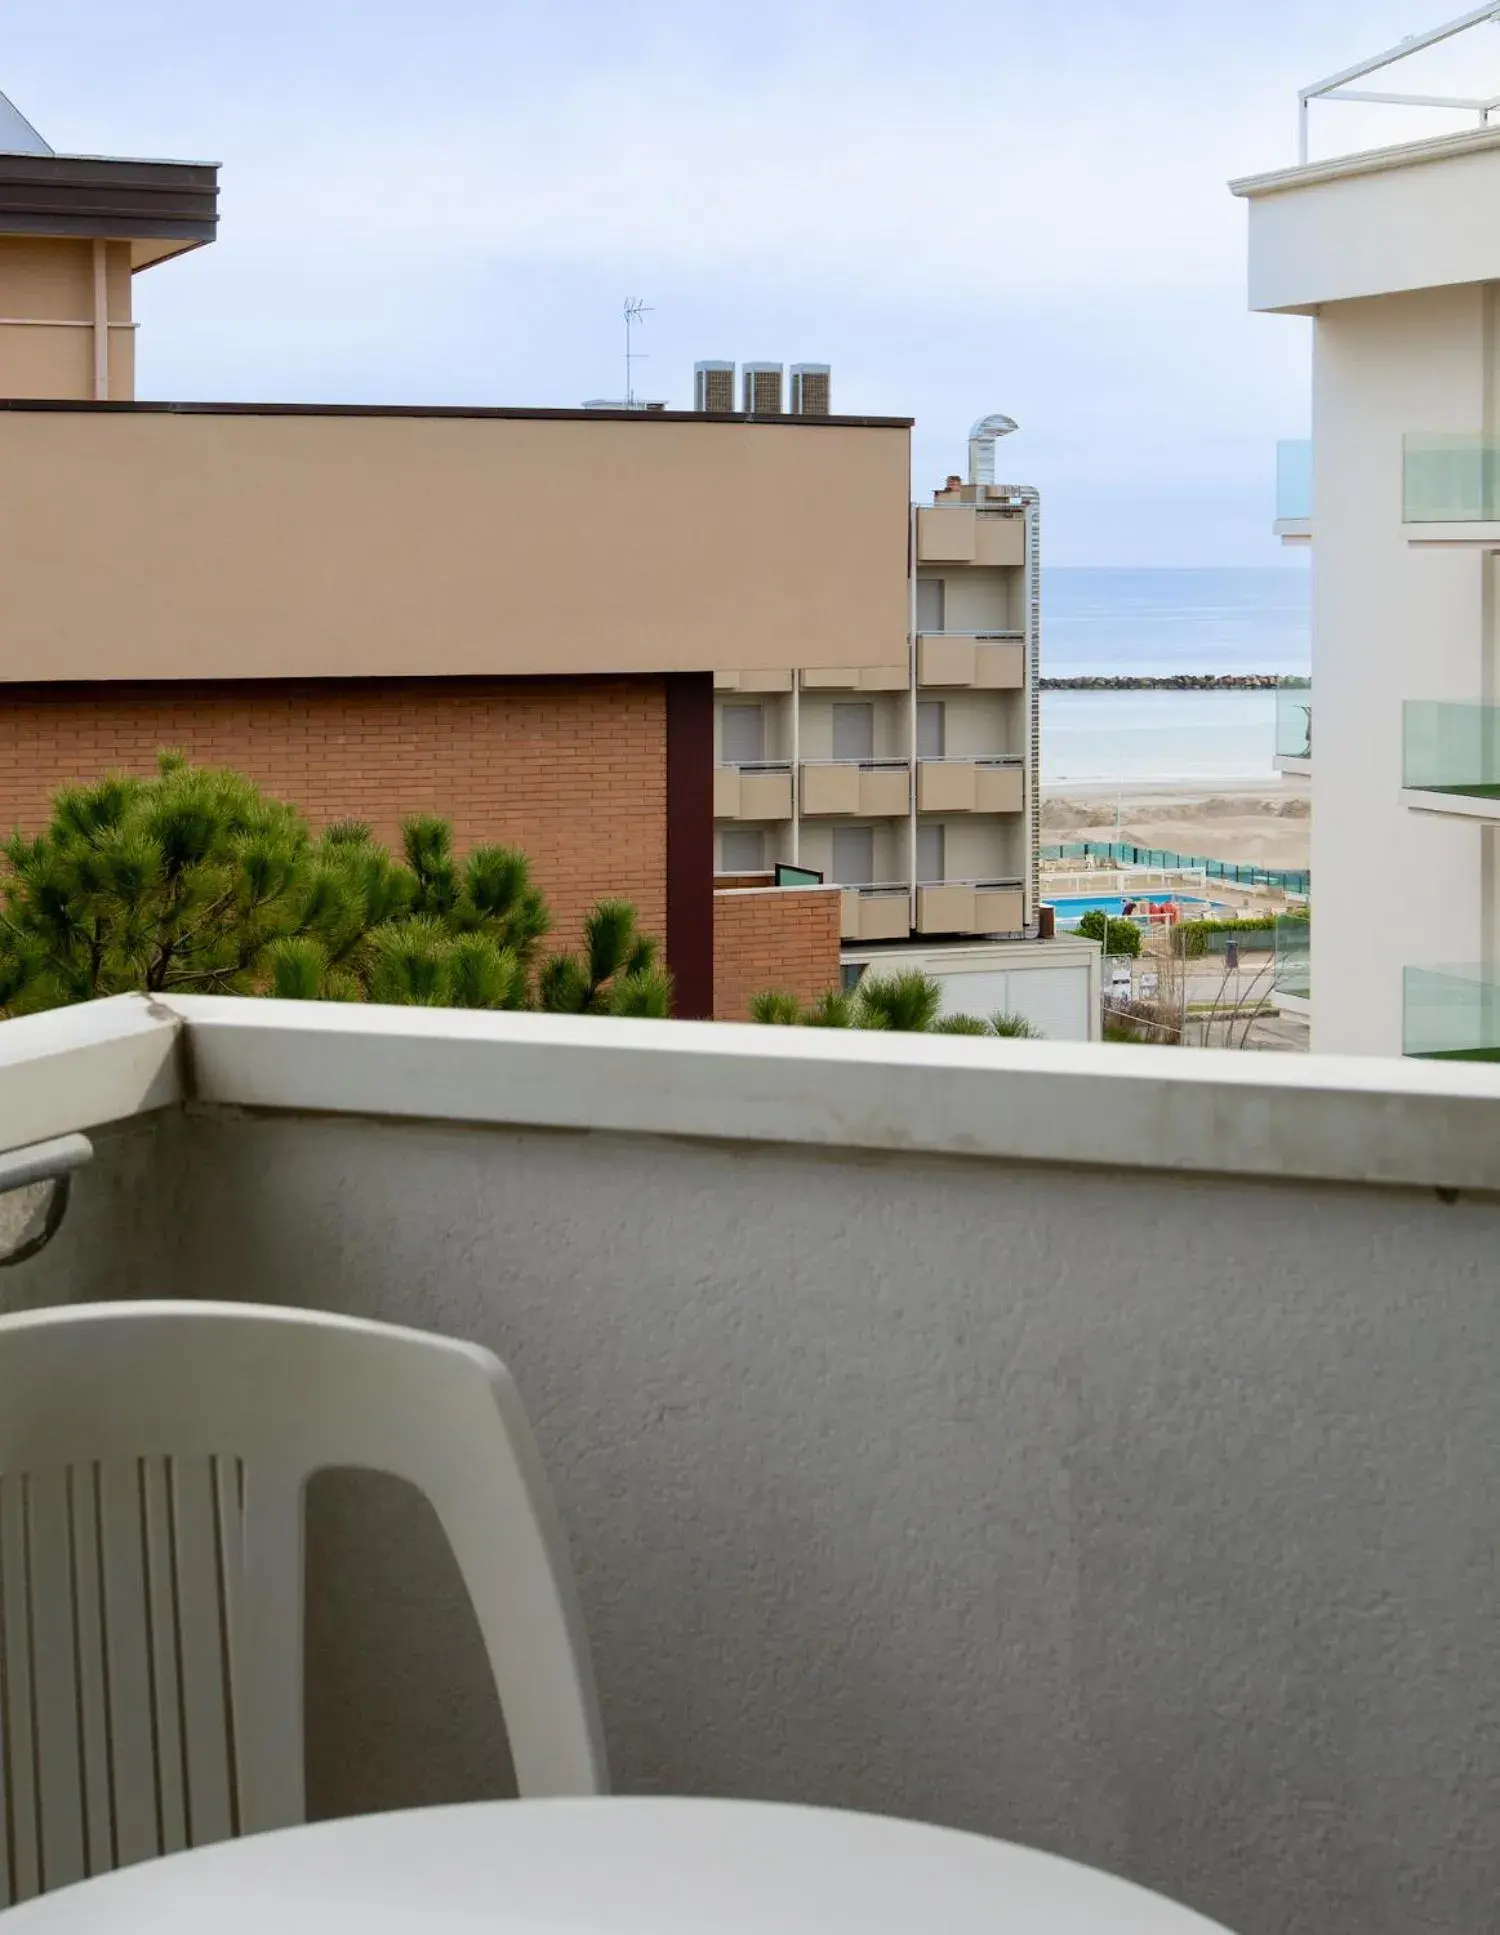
[537,900,673,1018]
[0,755,327,1014]
[0,756,663,1021]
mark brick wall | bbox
[713,886,842,1021]
[0,678,666,947]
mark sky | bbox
[5,0,1500,565]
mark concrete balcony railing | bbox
[916,757,1024,814]
[800,760,910,818]
[915,879,1025,934]
[915,506,1025,567]
[7,996,1500,1934]
[714,669,794,694]
[798,664,908,692]
[714,762,794,821]
[838,883,911,941]
[916,634,1025,689]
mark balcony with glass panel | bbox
[1402,700,1500,821]
[1275,438,1311,542]
[1404,964,1500,1061]
[1403,435,1500,546]
[1274,682,1312,773]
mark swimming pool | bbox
[1047,892,1212,925]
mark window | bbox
[832,702,875,762]
[917,701,946,759]
[915,578,945,632]
[719,828,766,873]
[917,822,946,883]
[720,704,764,765]
[831,825,876,885]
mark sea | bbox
[1041,567,1310,787]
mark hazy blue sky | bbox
[6,1,1496,564]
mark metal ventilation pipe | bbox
[967,413,1018,486]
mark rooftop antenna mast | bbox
[623,297,652,408]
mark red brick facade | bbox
[712,886,843,1021]
[0,678,667,949]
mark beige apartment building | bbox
[0,106,917,1020]
[713,409,1039,950]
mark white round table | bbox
[1,1797,1235,1932]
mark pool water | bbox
[1047,893,1210,919]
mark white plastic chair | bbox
[0,1300,608,1907]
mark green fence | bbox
[1042,840,1310,897]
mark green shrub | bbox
[1076,908,1141,956]
[856,970,945,1032]
[1176,914,1294,959]
[747,975,1045,1039]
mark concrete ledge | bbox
[11,992,1500,1191]
[0,996,181,1156]
[1401,786,1500,824]
[149,993,1500,1194]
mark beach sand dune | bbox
[1041,780,1310,871]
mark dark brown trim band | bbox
[664,672,715,1021]
[0,398,911,429]
[0,154,217,248]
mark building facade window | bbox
[917,701,946,759]
[915,577,945,632]
[832,702,875,762]
[720,703,765,765]
[831,825,876,885]
[718,827,766,873]
[917,821,946,882]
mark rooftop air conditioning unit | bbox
[789,364,831,416]
[694,361,735,412]
[742,362,783,414]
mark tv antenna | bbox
[623,297,652,407]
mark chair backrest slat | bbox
[26,1467,86,1895]
[96,1461,160,1873]
[0,1475,39,1902]
[140,1456,187,1859]
[168,1457,235,1850]
[66,1464,113,1879]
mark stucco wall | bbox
[0,409,910,682]
[0,238,133,400]
[1239,131,1500,313]
[15,1103,1500,1935]
[1311,286,1487,1053]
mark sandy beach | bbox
[1041,777,1309,871]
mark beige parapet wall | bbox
[0,407,911,682]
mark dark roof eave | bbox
[0,399,915,429]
